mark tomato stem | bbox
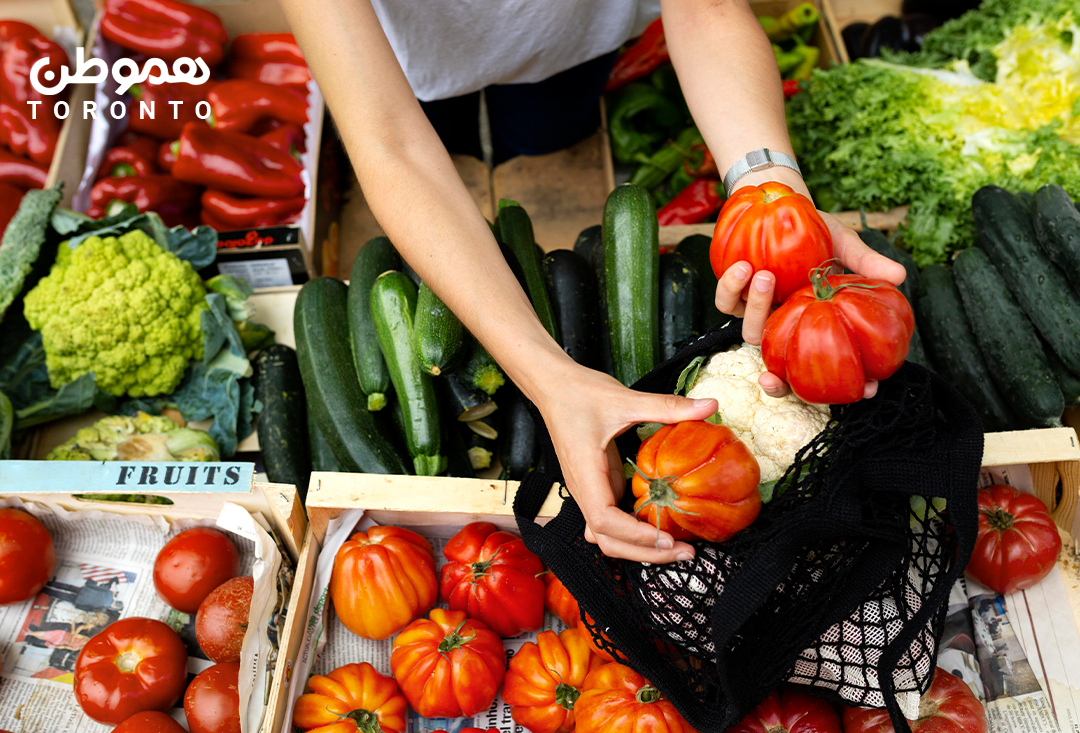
[469,544,505,583]
[335,707,384,733]
[626,458,699,548]
[438,620,477,656]
[808,259,882,301]
[982,506,1016,532]
[636,685,663,704]
[114,650,141,673]
[555,682,581,710]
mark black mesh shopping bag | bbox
[513,319,983,733]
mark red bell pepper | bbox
[115,130,162,160]
[605,18,669,92]
[684,143,718,178]
[226,33,310,88]
[0,21,47,43]
[200,189,305,230]
[172,122,305,198]
[96,145,158,180]
[0,181,25,234]
[100,0,229,66]
[158,139,178,172]
[259,123,305,156]
[657,178,723,226]
[88,174,202,227]
[0,32,68,165]
[783,79,802,99]
[0,149,47,189]
[207,80,307,134]
[127,80,216,139]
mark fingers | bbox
[823,212,906,286]
[628,391,718,425]
[741,271,774,345]
[758,370,790,398]
[863,379,879,399]
[583,508,696,563]
[714,261,752,316]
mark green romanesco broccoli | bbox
[23,230,207,397]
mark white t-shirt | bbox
[370,0,662,101]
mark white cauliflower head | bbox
[685,343,830,483]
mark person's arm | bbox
[280,0,716,563]
[661,0,906,397]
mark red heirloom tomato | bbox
[196,576,253,663]
[967,484,1061,595]
[726,689,841,733]
[503,627,606,733]
[575,662,698,733]
[293,661,407,733]
[440,522,545,638]
[0,508,55,605]
[710,182,833,304]
[578,613,621,663]
[390,608,506,718]
[184,662,241,733]
[761,266,914,405]
[73,617,188,724]
[330,525,438,639]
[843,667,986,733]
[631,421,761,543]
[543,572,581,627]
[112,711,187,733]
[154,527,241,613]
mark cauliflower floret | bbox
[685,343,830,483]
[23,231,207,397]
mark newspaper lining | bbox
[0,497,286,733]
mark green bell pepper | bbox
[608,83,684,164]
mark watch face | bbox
[746,148,771,167]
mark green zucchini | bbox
[973,185,1080,374]
[465,428,495,471]
[253,344,311,493]
[294,278,408,474]
[347,236,401,411]
[915,265,1014,432]
[586,226,616,377]
[659,251,699,361]
[604,184,659,385]
[441,371,497,421]
[543,249,600,370]
[499,386,537,480]
[1043,338,1080,407]
[675,234,722,330]
[370,271,445,476]
[497,200,560,343]
[414,283,466,375]
[573,225,602,262]
[455,340,506,396]
[307,400,340,473]
[1033,184,1080,290]
[952,248,1063,428]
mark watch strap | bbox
[723,148,802,196]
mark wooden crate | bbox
[983,428,1080,532]
[821,0,903,64]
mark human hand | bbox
[530,362,718,564]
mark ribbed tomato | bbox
[710,182,833,304]
[439,522,545,638]
[967,484,1061,595]
[761,267,913,405]
[726,689,841,733]
[543,573,581,627]
[503,628,606,733]
[843,667,986,733]
[330,525,438,639]
[0,508,54,605]
[293,662,407,733]
[575,662,698,733]
[631,420,761,543]
[578,613,623,663]
[390,608,506,718]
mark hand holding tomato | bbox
[967,484,1061,595]
[154,527,241,614]
[0,508,54,605]
[293,662,406,733]
[843,667,985,733]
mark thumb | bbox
[631,392,718,425]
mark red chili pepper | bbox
[172,122,305,198]
[783,79,802,99]
[0,33,68,165]
[0,181,25,235]
[259,123,305,156]
[207,79,307,134]
[100,0,228,66]
[605,18,669,93]
[200,189,305,230]
[684,143,718,178]
[657,178,723,226]
[127,80,216,139]
[88,174,202,227]
[226,33,310,88]
[158,139,178,172]
[96,146,158,181]
[0,148,47,189]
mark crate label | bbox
[216,258,293,289]
[0,461,255,493]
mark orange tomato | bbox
[292,662,407,733]
[578,613,622,663]
[575,663,698,733]
[329,526,437,639]
[543,573,580,628]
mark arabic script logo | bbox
[30,48,211,96]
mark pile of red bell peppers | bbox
[0,21,69,236]
[90,0,310,231]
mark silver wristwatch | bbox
[722,148,802,197]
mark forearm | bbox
[280,0,571,400]
[661,0,808,196]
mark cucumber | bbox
[675,234,722,330]
[1043,338,1080,407]
[294,278,408,474]
[253,345,311,493]
[573,225,602,262]
[952,248,1063,428]
[414,283,466,375]
[973,185,1080,374]
[604,184,659,385]
[499,386,537,480]
[457,340,506,395]
[1016,190,1036,213]
[371,271,445,476]
[915,265,1014,432]
[307,400,340,473]
[659,251,699,361]
[543,249,600,370]
[347,236,401,411]
[1033,184,1080,289]
[441,371,497,421]
[497,200,560,343]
